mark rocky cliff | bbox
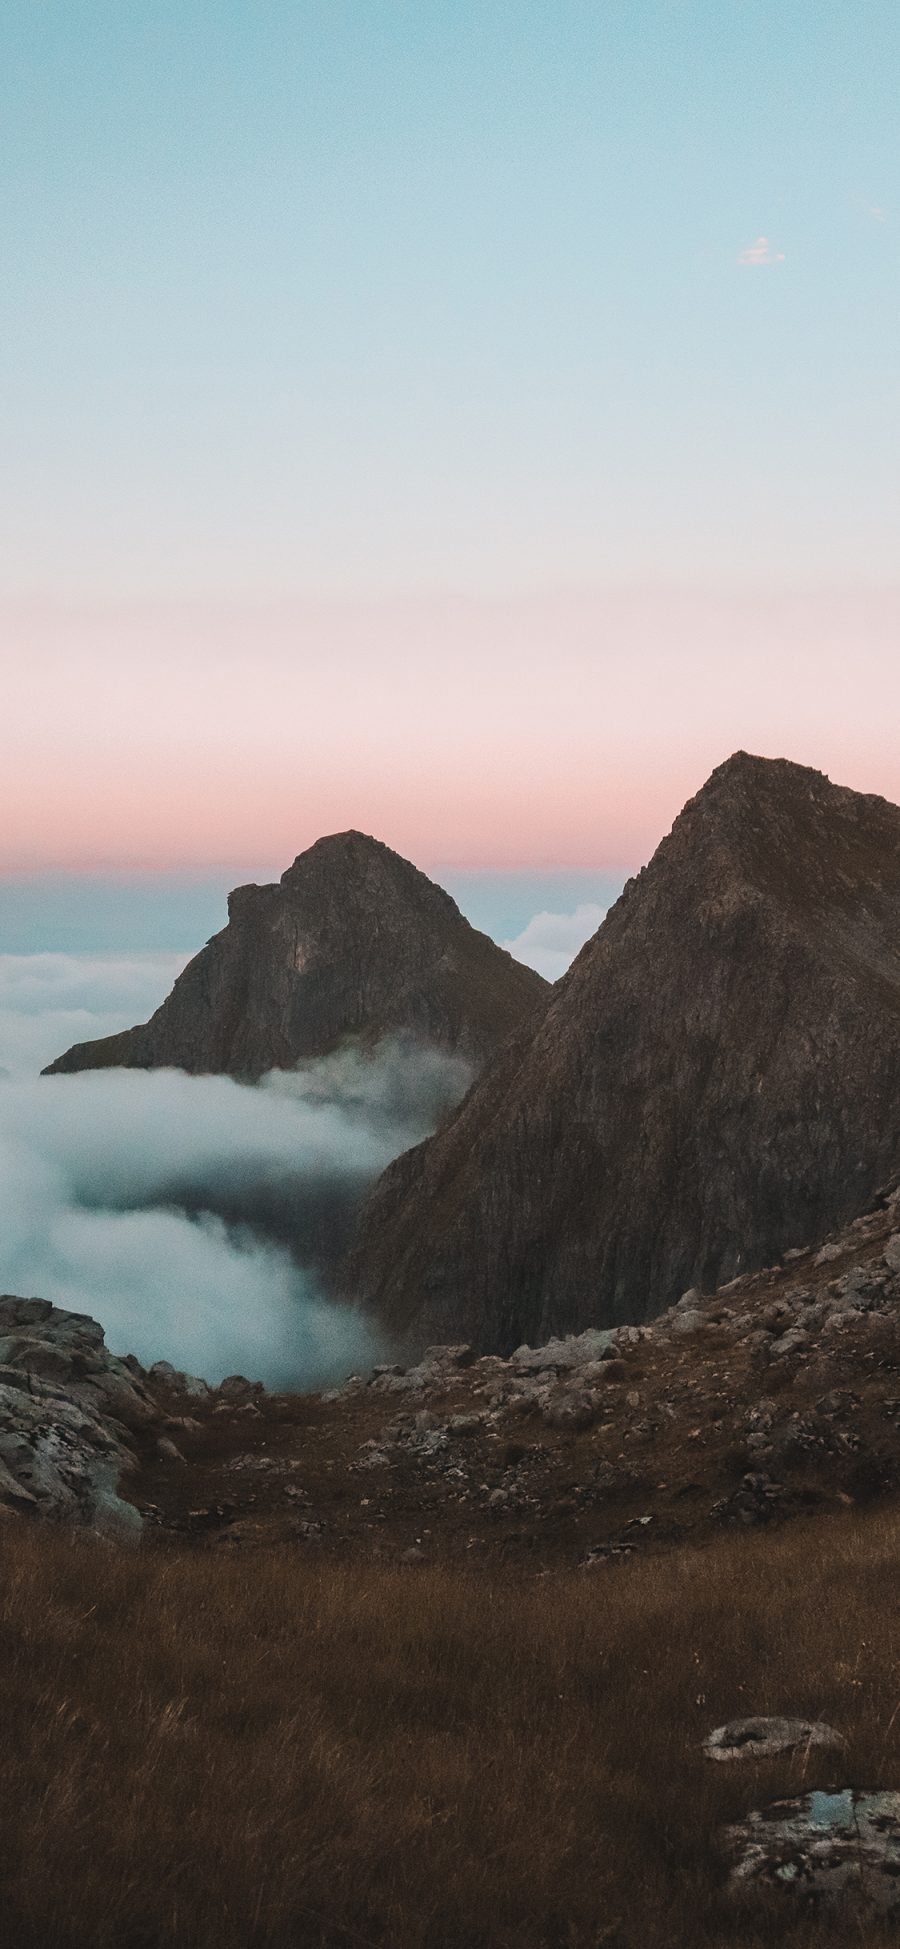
[44,831,548,1078]
[351,753,900,1350]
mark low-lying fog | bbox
[0,1002,470,1386]
[0,896,609,1392]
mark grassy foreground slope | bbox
[3,1510,900,1948]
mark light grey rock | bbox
[884,1235,900,1275]
[149,1359,210,1398]
[0,1294,175,1535]
[614,1325,649,1347]
[512,1329,615,1374]
[668,1308,705,1337]
[0,1375,139,1533]
[814,1243,845,1265]
[705,1716,846,1763]
[724,1789,900,1914]
[217,1373,266,1403]
[155,1435,186,1463]
[541,1390,600,1431]
[768,1327,811,1359]
[421,1344,476,1368]
[828,1267,879,1311]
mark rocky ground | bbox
[123,1171,900,1564]
[3,1170,900,1566]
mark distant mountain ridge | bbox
[44,831,549,1078]
[350,753,900,1350]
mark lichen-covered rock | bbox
[0,1295,173,1535]
[510,1330,616,1373]
[724,1789,900,1914]
[704,1716,845,1762]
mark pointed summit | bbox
[44,833,548,1078]
[351,754,900,1351]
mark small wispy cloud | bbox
[848,194,889,226]
[738,235,785,266]
[503,903,605,982]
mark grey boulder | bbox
[705,1716,846,1763]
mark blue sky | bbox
[0,867,625,955]
[3,0,899,598]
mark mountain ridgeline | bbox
[44,832,549,1079]
[350,753,900,1351]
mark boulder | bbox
[704,1716,845,1762]
[0,1294,191,1535]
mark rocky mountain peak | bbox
[351,754,900,1352]
[44,833,547,1079]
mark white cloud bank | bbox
[0,951,191,1077]
[503,902,605,981]
[0,1038,470,1388]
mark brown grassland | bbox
[3,1506,900,1948]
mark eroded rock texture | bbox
[352,753,900,1350]
[0,1296,161,1534]
[44,832,547,1079]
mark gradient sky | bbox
[2,1,899,873]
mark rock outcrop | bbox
[0,1297,162,1533]
[131,1171,900,1562]
[44,832,548,1079]
[0,1296,212,1535]
[724,1790,900,1915]
[351,753,900,1350]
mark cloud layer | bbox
[503,902,606,981]
[0,951,190,1077]
[0,1038,470,1388]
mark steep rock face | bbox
[44,832,548,1078]
[352,754,900,1351]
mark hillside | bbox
[3,1177,900,1943]
[127,1166,900,1567]
[351,753,900,1349]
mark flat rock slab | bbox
[724,1789,900,1913]
[705,1716,846,1762]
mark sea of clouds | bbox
[0,951,193,1079]
[0,897,604,1391]
[0,948,471,1387]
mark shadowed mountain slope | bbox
[351,753,900,1351]
[44,832,548,1079]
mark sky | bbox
[2,0,900,880]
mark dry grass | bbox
[3,1510,900,1947]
